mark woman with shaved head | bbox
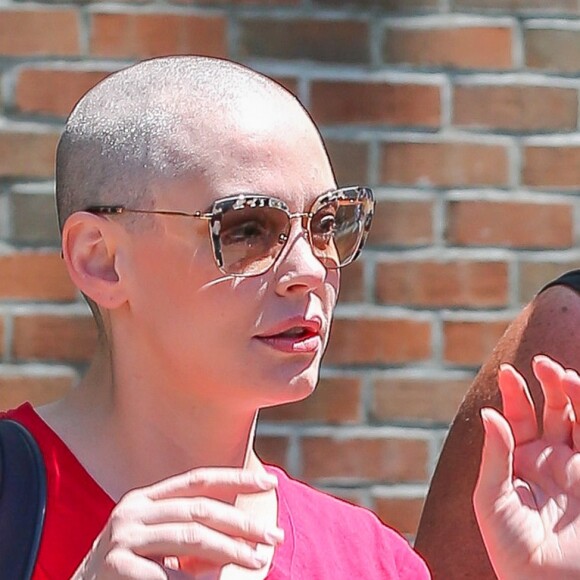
[2,56,580,579]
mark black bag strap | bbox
[0,419,47,580]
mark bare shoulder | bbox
[415,283,580,579]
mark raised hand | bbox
[474,355,580,579]
[72,468,283,579]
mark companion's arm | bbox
[415,284,580,579]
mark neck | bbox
[38,343,262,501]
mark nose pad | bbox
[274,228,327,296]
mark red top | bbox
[2,404,430,579]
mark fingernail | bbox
[264,527,284,544]
[254,545,270,565]
[257,474,278,488]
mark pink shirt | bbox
[3,404,430,579]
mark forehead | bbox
[156,109,336,212]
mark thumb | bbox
[473,407,515,521]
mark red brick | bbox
[177,0,299,4]
[368,200,433,247]
[260,377,362,423]
[239,19,369,63]
[383,26,512,69]
[372,377,471,423]
[454,0,578,12]
[16,69,110,117]
[519,262,580,305]
[338,260,364,303]
[0,253,76,301]
[375,260,508,308]
[90,13,227,58]
[302,437,428,482]
[453,85,577,132]
[0,131,59,178]
[523,146,580,189]
[315,0,437,8]
[325,140,369,186]
[444,320,510,365]
[13,315,98,362]
[254,435,289,469]
[320,487,366,507]
[310,82,440,127]
[0,375,75,411]
[186,0,298,4]
[0,9,79,56]
[447,201,573,249]
[380,142,509,187]
[373,496,425,536]
[325,318,431,365]
[270,76,299,96]
[526,29,580,73]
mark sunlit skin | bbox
[41,98,338,506]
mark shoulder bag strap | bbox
[0,419,47,580]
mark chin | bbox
[259,369,319,409]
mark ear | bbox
[62,212,128,310]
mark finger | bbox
[133,523,269,570]
[142,497,284,546]
[561,366,580,449]
[533,355,573,445]
[103,548,168,579]
[473,407,515,518]
[498,364,537,445]
[145,469,278,500]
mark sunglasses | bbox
[85,186,374,277]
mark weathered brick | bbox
[0,253,76,301]
[0,374,75,411]
[380,142,509,187]
[373,496,425,536]
[454,0,579,13]
[254,435,289,469]
[302,437,428,482]
[260,377,362,423]
[90,13,227,58]
[315,0,437,8]
[325,318,431,366]
[13,315,97,362]
[375,260,509,308]
[0,9,79,56]
[270,76,299,96]
[338,260,364,303]
[15,69,110,117]
[0,132,59,178]
[368,200,433,247]
[383,26,512,69]
[310,82,440,127]
[523,146,580,189]
[526,28,580,73]
[447,201,573,249]
[239,19,369,63]
[519,262,580,304]
[10,193,60,245]
[325,140,369,186]
[444,320,510,365]
[372,377,471,423]
[453,85,578,132]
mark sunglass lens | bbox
[311,200,364,267]
[219,206,289,275]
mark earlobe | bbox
[62,213,127,310]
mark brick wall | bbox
[2,0,580,537]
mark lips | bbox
[255,317,323,354]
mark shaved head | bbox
[56,56,318,230]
